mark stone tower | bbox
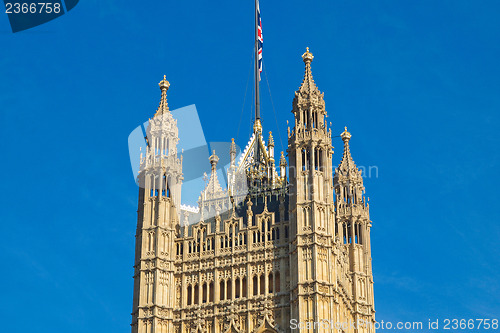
[333,127,376,332]
[131,76,184,333]
[287,47,337,329]
[131,49,376,333]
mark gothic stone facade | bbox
[131,50,376,333]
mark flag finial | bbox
[302,47,314,64]
[159,75,170,91]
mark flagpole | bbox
[254,0,261,126]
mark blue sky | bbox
[0,0,499,331]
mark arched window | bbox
[226,279,232,299]
[209,282,214,302]
[235,278,240,298]
[194,285,199,304]
[187,285,192,305]
[275,272,280,292]
[220,280,225,301]
[242,277,247,298]
[202,283,207,303]
[253,276,258,296]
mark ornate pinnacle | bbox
[302,47,314,64]
[155,75,170,115]
[336,126,361,180]
[296,47,319,97]
[230,138,236,154]
[280,151,287,166]
[159,75,170,91]
[268,131,274,147]
[341,126,352,143]
[209,150,219,171]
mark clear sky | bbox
[0,0,499,332]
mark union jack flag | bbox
[257,0,263,81]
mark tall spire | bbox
[267,131,274,149]
[334,127,365,206]
[298,47,319,96]
[155,75,170,116]
[201,150,226,201]
[337,127,361,179]
[291,47,326,132]
[230,138,236,166]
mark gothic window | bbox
[356,224,363,245]
[354,224,358,244]
[285,226,289,238]
[187,285,192,305]
[235,278,240,298]
[275,272,280,292]
[268,273,273,293]
[242,277,247,297]
[194,285,199,304]
[209,282,214,302]
[161,175,166,196]
[343,224,348,244]
[347,223,352,244]
[220,280,225,300]
[148,232,154,252]
[202,283,207,303]
[226,279,232,299]
[253,276,258,296]
[302,149,307,171]
[260,275,265,294]
[307,151,311,171]
[315,148,319,170]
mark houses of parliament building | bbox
[130,48,376,333]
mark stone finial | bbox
[302,47,314,64]
[296,47,320,97]
[209,150,219,171]
[341,126,352,143]
[280,151,287,166]
[230,138,236,153]
[155,75,170,115]
[200,150,226,201]
[268,131,274,147]
[159,75,170,91]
